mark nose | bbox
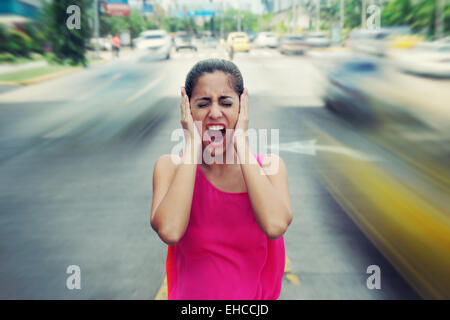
[208,102,223,119]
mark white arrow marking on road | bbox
[270,140,378,161]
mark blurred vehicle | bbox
[192,35,204,48]
[204,36,218,49]
[134,30,171,59]
[437,36,450,44]
[305,32,330,48]
[388,34,422,49]
[246,31,257,42]
[346,29,389,56]
[319,55,450,299]
[322,57,383,125]
[227,32,250,52]
[383,26,420,50]
[253,32,278,48]
[393,41,450,78]
[279,34,308,55]
[174,33,197,52]
[89,38,112,51]
[323,54,450,133]
[347,27,418,56]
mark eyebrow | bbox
[195,96,233,102]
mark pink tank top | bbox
[166,154,285,300]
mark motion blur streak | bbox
[311,124,450,299]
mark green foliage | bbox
[381,0,413,26]
[101,15,129,36]
[40,0,92,66]
[274,21,288,35]
[7,30,32,57]
[241,11,259,32]
[0,52,17,63]
[344,0,362,29]
[410,0,437,36]
[0,24,9,52]
[380,0,450,38]
[101,9,163,39]
[22,23,46,54]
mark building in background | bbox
[0,0,45,25]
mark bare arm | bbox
[150,88,202,245]
[238,147,293,239]
[234,89,293,239]
[150,151,197,245]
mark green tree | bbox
[344,0,362,29]
[381,0,413,26]
[241,11,259,32]
[41,0,92,66]
[410,0,437,36]
[22,23,46,54]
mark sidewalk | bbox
[87,47,135,62]
[0,60,48,75]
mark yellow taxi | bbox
[227,32,250,52]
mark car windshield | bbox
[286,36,305,40]
[144,35,163,39]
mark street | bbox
[0,46,425,299]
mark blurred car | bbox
[253,32,278,48]
[279,34,308,55]
[134,30,171,59]
[393,41,450,78]
[246,31,257,43]
[192,35,204,48]
[305,32,330,48]
[322,58,383,125]
[346,29,390,56]
[437,36,450,44]
[227,32,250,52]
[204,36,218,49]
[174,33,197,52]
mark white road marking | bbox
[271,140,379,161]
[77,73,122,101]
[124,72,166,105]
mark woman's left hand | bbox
[233,88,249,150]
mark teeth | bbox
[208,125,225,131]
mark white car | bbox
[253,32,278,48]
[346,29,389,56]
[394,42,450,78]
[134,30,171,60]
[305,32,331,48]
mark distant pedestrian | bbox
[112,35,120,58]
[150,59,292,299]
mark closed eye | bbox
[198,102,232,108]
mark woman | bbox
[150,59,292,300]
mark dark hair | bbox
[185,59,244,100]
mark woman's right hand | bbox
[180,87,202,162]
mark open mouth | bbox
[206,126,226,145]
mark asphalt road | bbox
[0,47,420,299]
